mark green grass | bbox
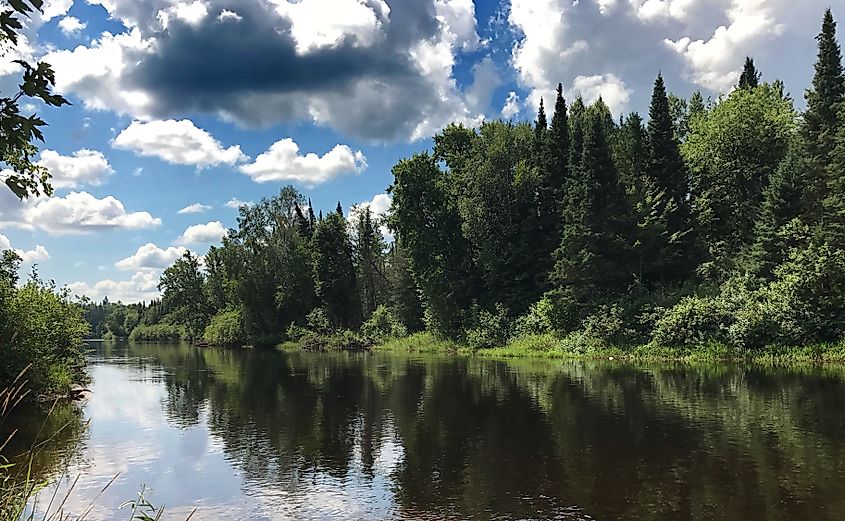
[370,331,845,365]
[278,328,845,366]
[371,332,464,354]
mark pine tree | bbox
[738,57,761,90]
[336,201,344,216]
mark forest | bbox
[83,8,845,360]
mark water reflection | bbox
[9,343,845,520]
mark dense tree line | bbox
[388,9,845,350]
[132,9,845,352]
[128,186,418,347]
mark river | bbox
[8,342,845,520]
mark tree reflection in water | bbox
[11,342,845,520]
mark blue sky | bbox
[0,0,836,302]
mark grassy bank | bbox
[366,332,845,365]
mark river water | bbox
[9,342,845,520]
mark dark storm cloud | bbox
[69,0,478,140]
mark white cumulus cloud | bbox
[113,119,247,168]
[225,198,253,209]
[68,271,161,303]
[0,233,50,264]
[240,138,366,185]
[177,221,226,245]
[116,243,187,270]
[501,91,521,119]
[571,74,632,116]
[58,16,88,37]
[0,191,161,235]
[37,149,114,188]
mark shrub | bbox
[203,309,246,346]
[361,305,407,341]
[651,295,734,348]
[129,324,184,342]
[0,277,89,396]
[305,307,332,335]
[582,304,635,345]
[512,297,556,337]
[466,303,511,350]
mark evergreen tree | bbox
[645,73,695,283]
[294,202,312,238]
[553,100,631,328]
[336,201,344,216]
[534,97,547,141]
[355,207,388,321]
[738,57,761,90]
[307,198,317,229]
[742,148,807,279]
[804,9,844,162]
[548,83,570,200]
[567,96,586,182]
[804,9,845,227]
[313,210,360,328]
[688,91,706,120]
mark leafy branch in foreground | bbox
[0,0,70,200]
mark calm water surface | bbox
[10,342,845,520]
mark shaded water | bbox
[8,342,845,520]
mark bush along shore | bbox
[77,10,845,366]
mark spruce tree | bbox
[688,91,706,120]
[568,96,586,180]
[645,74,694,283]
[803,10,845,227]
[313,210,360,328]
[743,150,807,279]
[738,57,761,90]
[805,8,844,161]
[553,101,630,327]
[548,83,570,199]
[534,97,547,141]
[307,198,317,229]
[294,202,311,238]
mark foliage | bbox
[313,209,359,328]
[683,82,796,279]
[129,9,845,357]
[159,251,212,340]
[129,324,185,342]
[203,308,246,346]
[466,303,512,350]
[360,305,407,341]
[0,261,89,396]
[0,0,70,200]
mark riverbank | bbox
[367,332,845,365]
